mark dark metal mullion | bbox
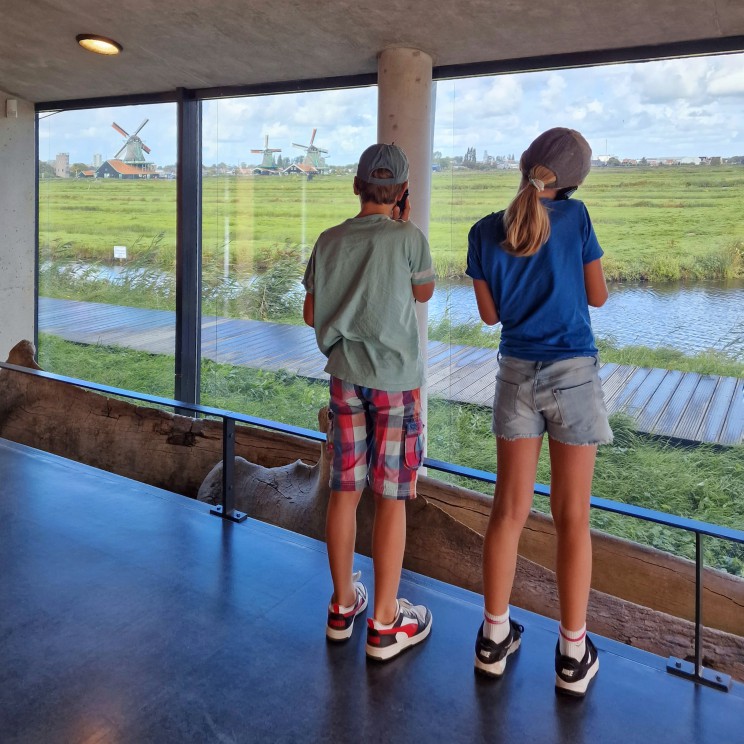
[174,88,202,408]
[35,90,178,114]
[432,36,744,81]
[34,112,40,356]
[35,35,744,112]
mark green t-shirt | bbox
[302,214,435,391]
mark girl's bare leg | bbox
[548,438,597,630]
[483,436,543,616]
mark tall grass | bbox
[596,339,744,377]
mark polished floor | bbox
[0,437,742,744]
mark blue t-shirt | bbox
[466,198,603,362]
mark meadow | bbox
[39,165,744,282]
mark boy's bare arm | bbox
[412,281,435,303]
[303,293,314,326]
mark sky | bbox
[38,52,744,167]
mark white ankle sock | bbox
[559,624,587,661]
[373,600,399,629]
[483,609,510,644]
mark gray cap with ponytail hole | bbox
[519,128,592,189]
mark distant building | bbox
[96,159,158,179]
[283,163,318,176]
[55,153,70,178]
[92,153,103,169]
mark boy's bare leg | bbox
[548,438,597,630]
[371,496,407,624]
[326,489,363,607]
[483,436,542,616]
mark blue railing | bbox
[1,360,742,691]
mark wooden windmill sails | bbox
[251,135,282,170]
[292,128,328,169]
[112,119,152,165]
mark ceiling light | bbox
[76,35,122,55]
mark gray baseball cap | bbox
[357,143,409,185]
[519,128,592,188]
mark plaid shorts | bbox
[327,376,424,500]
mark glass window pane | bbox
[200,89,376,429]
[38,103,178,397]
[429,55,744,573]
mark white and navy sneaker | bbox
[474,619,523,677]
[365,598,432,662]
[326,571,368,642]
[555,635,599,697]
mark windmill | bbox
[292,128,328,170]
[111,119,152,165]
[250,135,282,171]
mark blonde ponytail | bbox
[502,165,556,256]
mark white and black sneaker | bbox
[555,635,599,697]
[474,619,523,678]
[326,571,368,642]
[366,598,432,662]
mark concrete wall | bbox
[0,89,35,360]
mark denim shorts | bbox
[492,355,613,446]
[327,377,424,500]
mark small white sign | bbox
[113,245,127,259]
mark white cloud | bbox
[40,52,744,166]
[539,74,567,108]
[708,69,744,96]
[631,58,708,103]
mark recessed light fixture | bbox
[76,34,122,55]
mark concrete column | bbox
[377,48,434,441]
[0,90,35,361]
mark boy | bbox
[302,143,435,662]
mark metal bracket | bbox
[667,657,732,692]
[209,504,247,523]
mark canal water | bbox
[430,279,744,360]
[50,263,744,360]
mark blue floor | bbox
[0,437,742,743]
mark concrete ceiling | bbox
[1,0,744,104]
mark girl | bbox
[466,128,612,697]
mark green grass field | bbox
[39,165,744,282]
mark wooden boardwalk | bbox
[38,297,743,446]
